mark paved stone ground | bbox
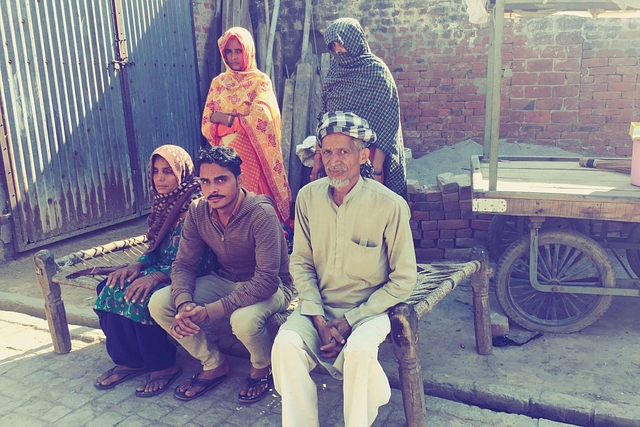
[4,213,640,425]
[0,310,571,427]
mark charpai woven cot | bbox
[48,235,149,290]
[35,237,492,427]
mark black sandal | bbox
[237,372,273,403]
[173,372,227,401]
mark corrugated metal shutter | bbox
[119,0,203,202]
[0,0,137,251]
[0,0,201,251]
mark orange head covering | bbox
[219,27,256,72]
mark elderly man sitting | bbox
[272,112,417,427]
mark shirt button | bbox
[338,215,343,219]
[338,233,343,237]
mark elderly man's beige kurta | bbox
[280,176,416,378]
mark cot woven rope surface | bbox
[49,235,481,328]
[52,235,149,290]
[270,261,481,326]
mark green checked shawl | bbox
[320,18,407,196]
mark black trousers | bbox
[96,281,176,371]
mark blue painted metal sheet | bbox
[119,0,202,202]
[0,0,201,252]
[0,0,137,251]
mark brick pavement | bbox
[0,310,573,427]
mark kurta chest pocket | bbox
[345,239,385,280]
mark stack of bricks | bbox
[407,174,492,261]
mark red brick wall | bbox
[376,11,640,157]
[214,0,640,157]
[192,0,219,100]
[502,18,640,156]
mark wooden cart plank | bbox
[475,197,640,221]
[472,156,640,198]
[471,155,640,221]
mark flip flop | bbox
[237,372,273,404]
[173,372,227,401]
[135,367,183,398]
[94,366,147,390]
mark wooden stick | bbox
[280,79,295,176]
[35,250,72,354]
[389,303,428,427]
[470,246,493,355]
[265,0,281,78]
[300,0,312,62]
[290,63,313,202]
[578,157,632,174]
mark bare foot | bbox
[136,364,181,394]
[96,365,145,388]
[175,359,230,398]
[239,365,271,399]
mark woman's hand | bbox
[124,274,159,304]
[371,148,385,184]
[310,154,325,181]
[106,263,143,289]
[209,112,230,125]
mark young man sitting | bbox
[149,146,293,403]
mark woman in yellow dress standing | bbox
[201,27,291,225]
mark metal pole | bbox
[482,15,495,160]
[488,0,504,192]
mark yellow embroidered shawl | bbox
[201,27,291,222]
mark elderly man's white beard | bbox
[328,178,350,188]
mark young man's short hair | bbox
[196,145,243,177]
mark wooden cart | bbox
[471,154,640,333]
[476,0,640,333]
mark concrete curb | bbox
[0,291,99,329]
[420,373,640,427]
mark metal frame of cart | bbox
[472,155,640,332]
[475,0,640,333]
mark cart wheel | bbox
[496,229,615,333]
[625,223,640,278]
[487,215,585,262]
[487,216,526,262]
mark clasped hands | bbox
[169,302,209,340]
[313,316,352,359]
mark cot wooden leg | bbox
[34,250,72,354]
[390,303,428,427]
[470,246,493,355]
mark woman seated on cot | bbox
[94,144,214,397]
[201,26,292,229]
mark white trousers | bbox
[272,315,391,427]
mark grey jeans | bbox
[148,272,287,370]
